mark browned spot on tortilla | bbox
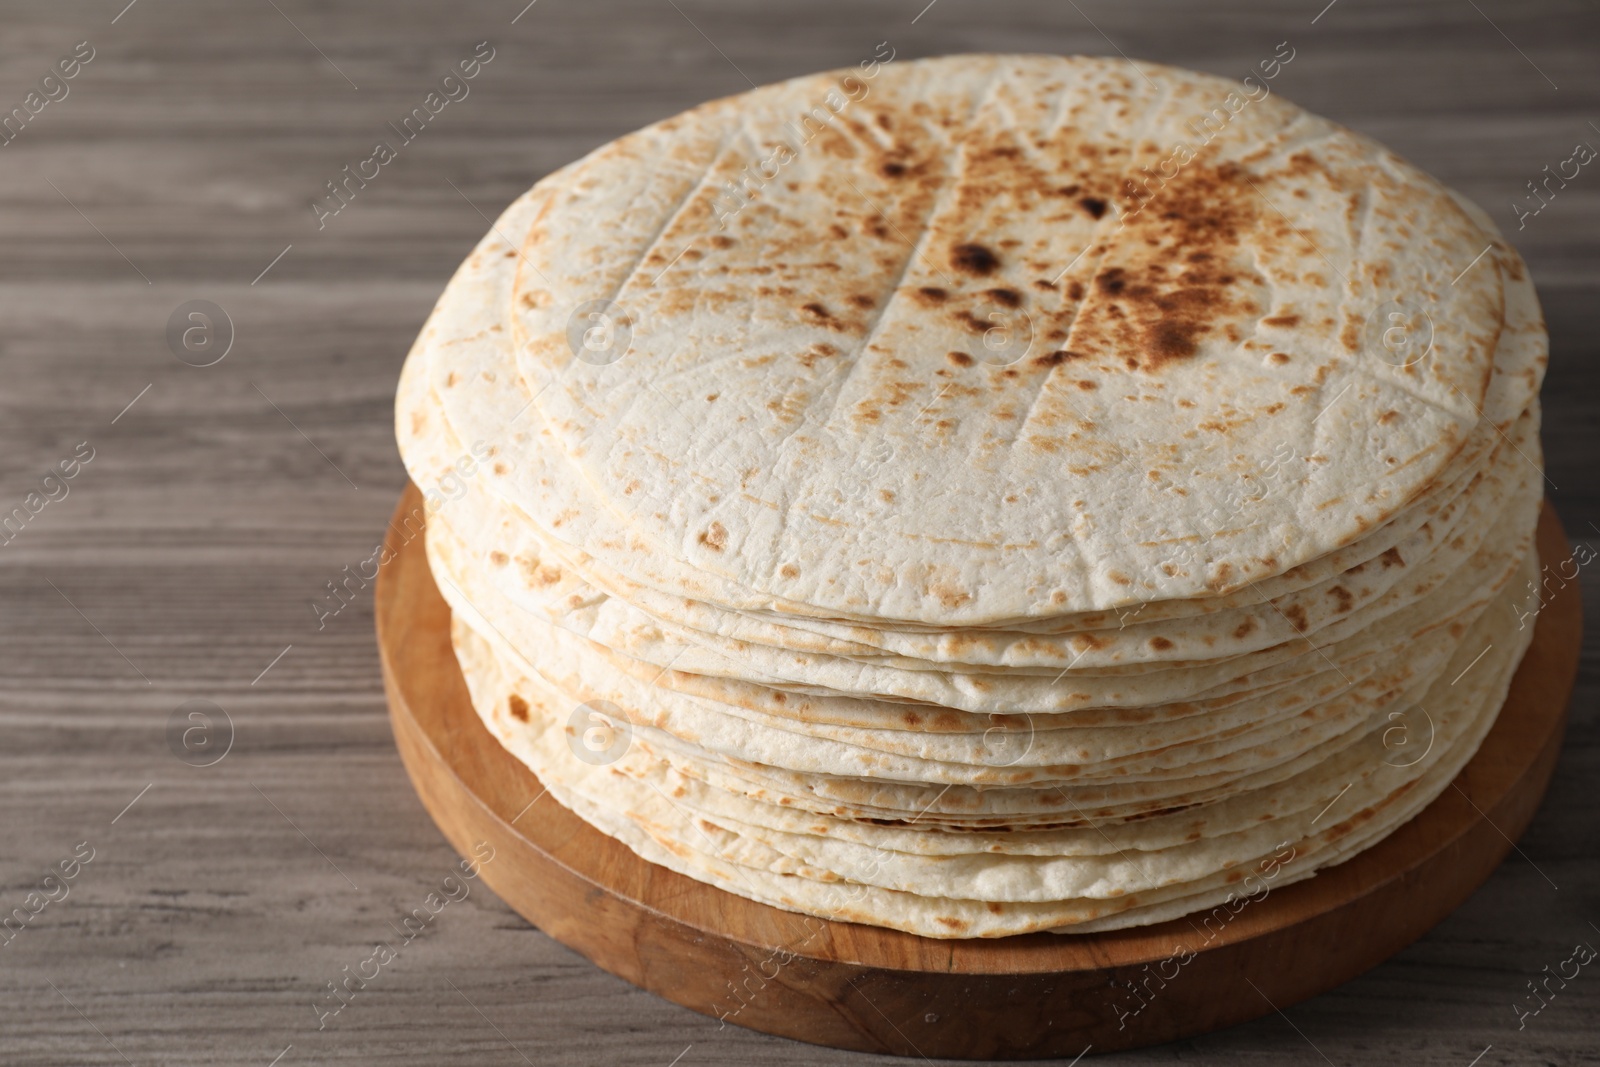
[1070,631,1107,652]
[780,563,799,578]
[985,287,1022,308]
[880,489,895,502]
[951,308,992,334]
[947,350,975,367]
[797,341,840,369]
[1327,585,1354,612]
[800,302,835,325]
[1034,349,1087,368]
[1233,617,1256,639]
[697,522,728,551]
[950,242,999,275]
[489,551,509,567]
[1079,162,1265,370]
[709,234,736,249]
[916,286,949,304]
[1340,320,1361,350]
[1378,410,1401,425]
[848,293,876,309]
[1269,352,1291,365]
[1080,196,1108,219]
[881,160,907,177]
[1263,313,1300,326]
[1149,636,1174,651]
[1284,604,1309,632]
[508,695,529,723]
[1379,546,1405,568]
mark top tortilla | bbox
[492,54,1511,624]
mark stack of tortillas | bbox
[394,55,1548,937]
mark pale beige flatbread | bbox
[451,550,1534,933]
[394,53,1549,939]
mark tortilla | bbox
[393,54,1548,938]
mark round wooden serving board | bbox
[376,486,1581,1060]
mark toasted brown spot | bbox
[985,287,1022,308]
[1379,546,1404,568]
[1033,349,1085,368]
[1269,352,1291,365]
[490,551,509,567]
[947,350,975,367]
[1149,636,1174,651]
[917,286,949,304]
[1284,604,1309,632]
[697,522,728,551]
[780,563,800,578]
[1327,585,1354,612]
[881,161,907,177]
[952,309,990,334]
[1080,196,1108,219]
[1097,269,1127,296]
[1150,323,1199,362]
[1263,313,1300,327]
[508,695,529,723]
[950,242,999,275]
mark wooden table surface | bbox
[1,1,1595,1064]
